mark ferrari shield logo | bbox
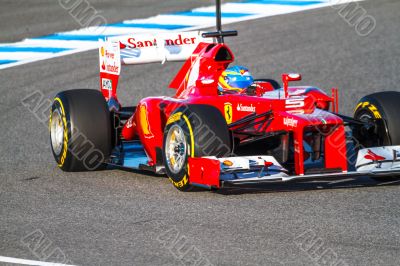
[224,103,233,124]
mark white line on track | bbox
[0,256,76,266]
[0,0,362,70]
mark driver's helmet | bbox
[218,65,254,93]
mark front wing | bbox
[187,146,400,188]
[111,142,400,188]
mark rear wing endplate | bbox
[99,31,214,101]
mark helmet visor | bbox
[226,75,253,89]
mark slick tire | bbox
[354,91,400,181]
[49,89,112,171]
[162,105,231,191]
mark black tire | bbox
[253,79,281,90]
[162,105,231,191]
[354,91,400,146]
[354,91,400,181]
[49,89,112,171]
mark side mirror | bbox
[282,73,302,98]
[195,78,219,96]
[282,73,302,82]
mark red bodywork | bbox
[103,42,347,186]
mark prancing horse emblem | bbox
[224,102,233,124]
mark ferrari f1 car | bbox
[49,2,400,191]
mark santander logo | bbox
[125,34,197,49]
[236,103,256,112]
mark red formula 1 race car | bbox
[49,4,400,191]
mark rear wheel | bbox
[354,91,400,180]
[49,89,112,171]
[162,105,231,191]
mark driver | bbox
[218,65,254,94]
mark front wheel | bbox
[162,105,231,191]
[354,91,400,181]
[354,91,400,147]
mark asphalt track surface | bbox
[1,0,400,265]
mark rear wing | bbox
[99,31,214,101]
